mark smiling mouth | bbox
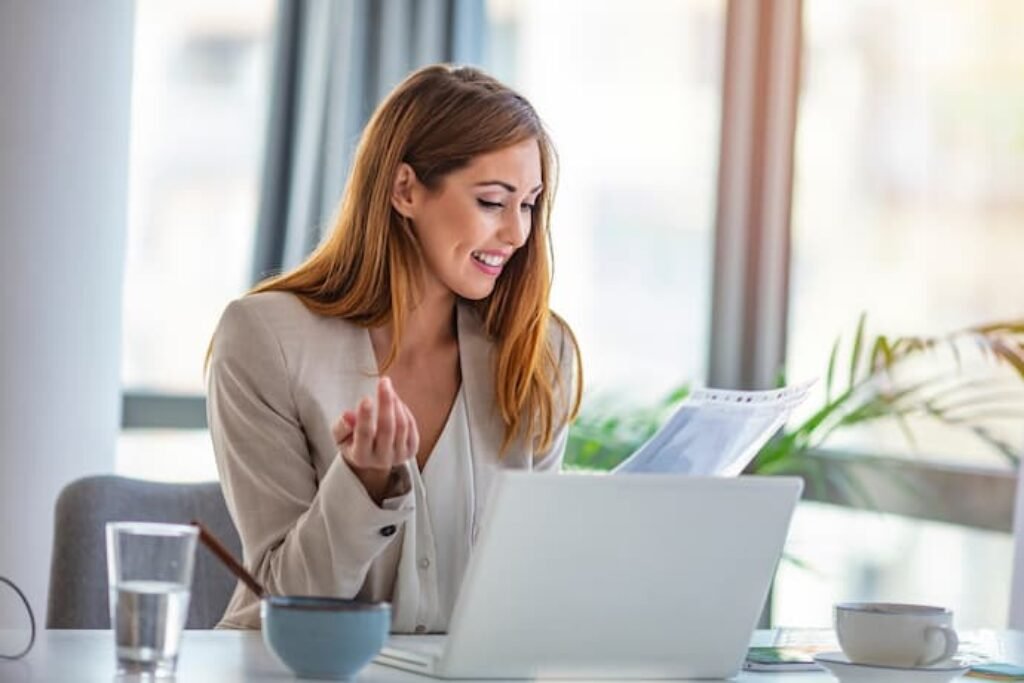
[471,251,507,267]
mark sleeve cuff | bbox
[319,455,414,541]
[381,461,414,510]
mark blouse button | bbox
[379,524,397,537]
[418,557,430,570]
[415,624,427,634]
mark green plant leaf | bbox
[990,337,1024,379]
[848,312,867,390]
[662,384,691,405]
[825,335,840,404]
[964,425,1020,465]
[780,552,824,577]
[867,334,892,376]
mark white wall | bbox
[0,0,134,627]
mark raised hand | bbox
[332,377,420,503]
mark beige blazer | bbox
[207,292,573,630]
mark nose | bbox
[499,208,531,248]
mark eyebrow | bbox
[474,181,543,194]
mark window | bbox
[484,0,726,403]
[786,0,1024,466]
[118,0,276,481]
[776,0,1024,628]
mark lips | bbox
[470,250,509,277]
[470,250,508,267]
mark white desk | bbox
[0,629,1020,682]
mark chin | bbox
[449,274,498,301]
[455,283,497,301]
[444,264,504,301]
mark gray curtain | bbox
[252,0,486,282]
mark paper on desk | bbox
[613,381,815,476]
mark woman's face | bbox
[394,138,542,301]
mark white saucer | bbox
[812,652,970,682]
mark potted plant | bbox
[566,316,1024,501]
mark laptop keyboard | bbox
[385,635,446,657]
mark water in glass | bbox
[111,580,191,674]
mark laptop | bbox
[375,472,802,679]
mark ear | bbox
[391,163,418,219]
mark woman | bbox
[207,64,582,631]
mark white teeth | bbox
[472,252,505,267]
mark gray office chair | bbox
[46,475,242,629]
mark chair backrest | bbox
[46,475,242,629]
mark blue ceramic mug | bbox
[261,596,391,680]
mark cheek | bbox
[415,203,483,265]
[437,203,491,253]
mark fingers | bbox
[337,378,420,473]
[375,378,396,463]
[332,410,357,445]
[348,397,376,466]
[404,401,420,461]
[393,395,410,464]
[391,401,417,465]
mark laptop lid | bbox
[436,472,802,679]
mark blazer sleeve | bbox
[207,298,413,598]
[532,316,578,472]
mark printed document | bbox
[613,381,814,476]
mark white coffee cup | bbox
[835,602,959,668]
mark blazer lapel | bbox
[457,303,529,545]
[457,302,505,467]
[456,301,536,465]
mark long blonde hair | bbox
[247,64,581,454]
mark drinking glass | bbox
[106,522,198,677]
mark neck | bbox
[372,280,457,360]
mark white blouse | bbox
[415,385,473,631]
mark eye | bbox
[521,203,536,213]
[477,199,503,210]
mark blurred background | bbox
[2,0,1023,630]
